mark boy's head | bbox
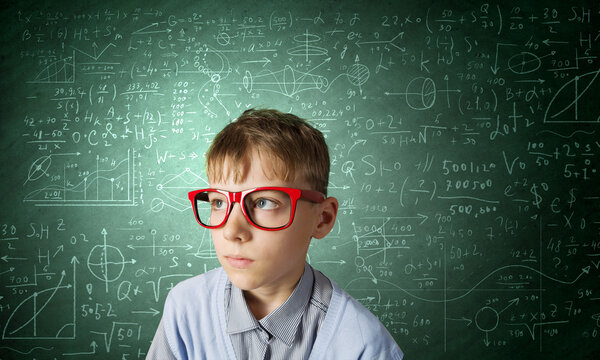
[206,108,330,196]
[199,108,338,302]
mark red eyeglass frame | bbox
[188,187,326,231]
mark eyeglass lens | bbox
[195,190,293,229]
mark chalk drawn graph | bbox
[544,68,600,123]
[27,51,75,84]
[2,259,78,340]
[343,216,589,351]
[23,149,137,206]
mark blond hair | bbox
[206,108,330,195]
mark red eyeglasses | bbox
[188,187,325,231]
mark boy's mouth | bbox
[225,255,254,269]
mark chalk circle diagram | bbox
[216,31,231,46]
[405,77,436,110]
[474,306,500,333]
[508,51,541,74]
[87,244,125,284]
[544,68,600,123]
[346,63,370,87]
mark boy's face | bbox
[208,150,322,298]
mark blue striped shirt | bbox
[147,263,333,359]
[147,265,402,359]
[225,263,332,359]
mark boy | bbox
[147,109,403,359]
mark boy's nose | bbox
[223,203,251,241]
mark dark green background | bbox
[1,0,599,359]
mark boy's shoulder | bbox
[160,267,234,359]
[165,267,225,308]
[313,274,403,359]
[311,266,395,337]
[329,282,391,337]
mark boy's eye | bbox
[212,199,227,210]
[254,198,278,210]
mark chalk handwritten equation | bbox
[1,2,599,359]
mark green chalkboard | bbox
[1,0,599,358]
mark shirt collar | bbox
[226,284,260,334]
[226,263,314,346]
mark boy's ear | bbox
[312,197,339,239]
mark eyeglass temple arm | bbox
[300,190,326,203]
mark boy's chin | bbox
[219,263,256,288]
[225,271,260,291]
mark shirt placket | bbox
[256,327,272,359]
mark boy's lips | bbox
[225,255,254,269]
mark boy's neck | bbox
[242,276,303,320]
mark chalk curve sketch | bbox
[2,270,75,339]
[194,46,233,117]
[192,45,232,80]
[544,68,600,123]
